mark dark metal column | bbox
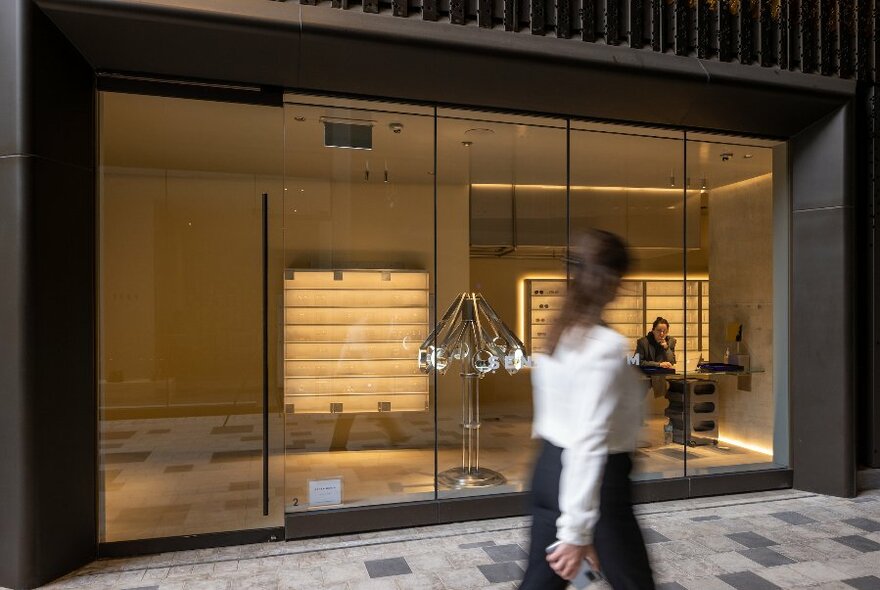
[0,1,97,588]
[790,104,857,496]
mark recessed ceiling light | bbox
[462,141,473,147]
[464,128,495,136]
[744,154,753,159]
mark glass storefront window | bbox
[436,110,568,498]
[99,91,790,540]
[281,98,437,511]
[683,135,789,474]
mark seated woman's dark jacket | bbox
[635,332,677,366]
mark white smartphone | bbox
[545,540,603,589]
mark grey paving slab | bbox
[844,518,880,532]
[38,469,880,590]
[770,511,817,525]
[482,544,528,563]
[737,547,796,567]
[833,535,880,553]
[364,557,412,578]
[844,576,880,590]
[459,541,495,549]
[726,532,778,548]
[644,528,672,544]
[718,571,783,590]
[477,562,524,583]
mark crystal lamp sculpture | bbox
[418,292,528,488]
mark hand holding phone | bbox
[546,541,603,589]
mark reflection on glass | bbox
[282,98,436,512]
[437,112,567,498]
[98,92,284,542]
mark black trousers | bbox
[519,441,655,590]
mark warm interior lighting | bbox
[517,274,566,344]
[517,274,710,345]
[716,436,773,456]
[472,184,684,193]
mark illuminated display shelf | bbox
[526,279,709,362]
[283,269,430,415]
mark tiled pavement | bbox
[28,470,880,590]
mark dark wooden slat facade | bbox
[392,0,409,17]
[479,0,494,27]
[607,0,621,44]
[800,0,818,73]
[504,0,519,30]
[674,0,688,54]
[422,0,439,20]
[779,0,791,70]
[719,0,735,61]
[819,0,836,75]
[759,0,773,66]
[450,0,466,24]
[696,0,711,59]
[651,0,664,50]
[298,0,875,83]
[583,0,598,41]
[556,0,572,37]
[531,0,545,33]
[630,0,645,47]
[740,0,756,64]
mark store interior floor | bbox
[100,413,782,542]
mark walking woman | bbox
[519,230,655,590]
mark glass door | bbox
[569,122,688,481]
[98,92,284,541]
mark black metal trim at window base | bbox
[98,527,285,558]
[285,469,794,540]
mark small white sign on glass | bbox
[308,477,343,507]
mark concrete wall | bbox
[708,174,776,453]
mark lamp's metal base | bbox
[438,467,506,489]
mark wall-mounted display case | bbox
[283,269,430,414]
[526,278,709,361]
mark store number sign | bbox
[308,478,343,507]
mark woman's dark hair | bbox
[652,317,669,330]
[546,230,630,354]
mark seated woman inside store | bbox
[635,317,676,369]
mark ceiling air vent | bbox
[321,117,373,150]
